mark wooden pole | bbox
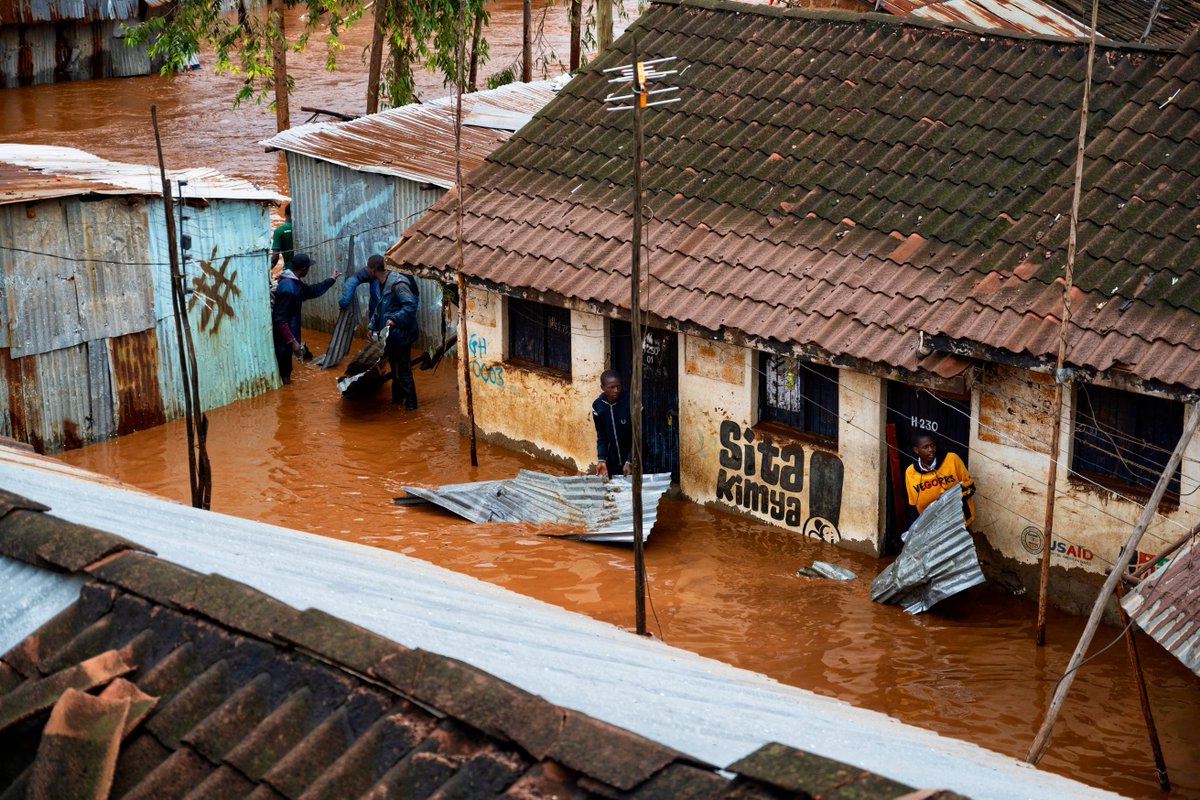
[366,0,386,114]
[468,8,483,92]
[176,180,212,510]
[151,107,203,510]
[1114,580,1171,791]
[629,36,647,636]
[597,0,612,51]
[455,0,478,467]
[885,423,907,555]
[1035,0,1099,646]
[521,0,532,82]
[271,9,290,132]
[569,0,581,71]
[1027,403,1200,764]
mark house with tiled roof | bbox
[387,0,1200,610]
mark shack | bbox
[388,1,1200,614]
[0,144,283,453]
[261,79,562,350]
[0,0,160,87]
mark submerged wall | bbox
[0,20,152,87]
[0,194,276,452]
[452,289,1200,613]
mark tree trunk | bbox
[366,0,386,114]
[570,0,581,71]
[468,7,482,91]
[597,0,612,51]
[521,0,532,82]
[271,9,290,132]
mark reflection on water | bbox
[59,332,1200,800]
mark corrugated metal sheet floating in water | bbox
[0,554,86,656]
[1122,540,1200,677]
[870,485,986,613]
[397,469,672,544]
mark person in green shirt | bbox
[269,203,294,271]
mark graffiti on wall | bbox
[716,420,844,540]
[188,247,240,334]
[467,333,505,387]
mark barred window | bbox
[1072,384,1182,497]
[758,353,838,442]
[508,298,571,375]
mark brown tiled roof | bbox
[924,28,1200,389]
[389,0,1196,386]
[0,491,943,799]
[1042,0,1200,46]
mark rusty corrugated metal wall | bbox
[0,20,152,88]
[287,153,448,350]
[0,193,276,453]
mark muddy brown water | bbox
[58,333,1200,800]
[4,4,1199,795]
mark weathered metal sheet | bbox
[0,0,139,24]
[0,554,85,657]
[2,343,97,452]
[149,197,278,417]
[0,145,285,205]
[397,469,673,543]
[3,198,86,358]
[72,195,155,344]
[870,485,987,613]
[287,153,445,349]
[262,80,561,189]
[881,0,1095,38]
[86,338,115,442]
[109,329,165,436]
[1122,540,1200,677]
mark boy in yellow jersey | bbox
[905,433,975,526]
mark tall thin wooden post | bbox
[521,0,532,82]
[569,0,582,71]
[629,36,647,636]
[1035,0,1099,645]
[455,0,478,467]
[1114,580,1171,791]
[597,0,613,51]
[366,0,387,114]
[271,9,290,132]
[1027,404,1200,764]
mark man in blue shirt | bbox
[366,255,420,409]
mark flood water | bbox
[59,332,1200,800]
[4,3,1200,796]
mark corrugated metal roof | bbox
[261,80,564,189]
[0,144,284,205]
[0,447,1129,800]
[398,469,672,543]
[870,485,987,613]
[0,554,85,656]
[882,0,1096,38]
[1121,539,1200,677]
[0,0,139,23]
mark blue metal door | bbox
[611,321,679,481]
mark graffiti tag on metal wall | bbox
[188,247,240,334]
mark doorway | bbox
[884,382,971,554]
[611,320,680,481]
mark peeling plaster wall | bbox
[968,364,1200,612]
[457,291,605,471]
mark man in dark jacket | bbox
[367,255,420,408]
[272,253,339,385]
[592,370,632,478]
[338,261,382,319]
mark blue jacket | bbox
[369,272,419,344]
[338,267,382,319]
[272,272,335,346]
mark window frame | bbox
[756,352,839,447]
[506,297,572,378]
[1070,383,1183,504]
